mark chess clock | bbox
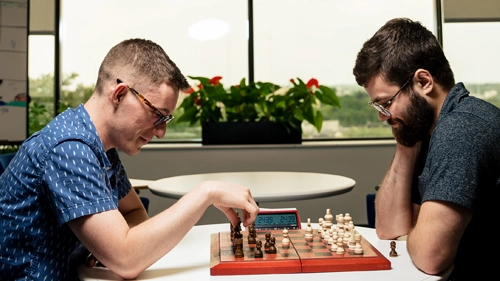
[253,208,301,230]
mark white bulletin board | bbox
[0,0,28,143]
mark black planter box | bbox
[202,122,302,145]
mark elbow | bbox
[375,227,404,240]
[102,254,149,280]
[408,248,454,276]
[413,259,452,276]
[110,264,146,280]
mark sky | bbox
[28,0,500,87]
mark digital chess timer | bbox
[253,208,301,230]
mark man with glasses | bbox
[0,39,259,280]
[353,18,500,280]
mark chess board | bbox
[210,229,391,275]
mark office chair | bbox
[0,152,16,175]
[366,185,379,228]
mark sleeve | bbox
[419,113,492,211]
[106,148,132,200]
[42,140,117,225]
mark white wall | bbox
[119,141,395,226]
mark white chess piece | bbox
[305,218,314,240]
[324,209,333,228]
[282,229,290,247]
[354,242,363,254]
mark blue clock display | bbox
[253,209,300,230]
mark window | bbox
[35,0,496,143]
[442,22,500,108]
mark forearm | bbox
[405,201,470,275]
[113,184,213,277]
[71,183,213,279]
[375,143,420,239]
[71,180,258,279]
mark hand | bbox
[203,181,259,227]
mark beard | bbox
[387,88,434,147]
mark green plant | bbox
[176,76,341,133]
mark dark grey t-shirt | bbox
[412,83,500,280]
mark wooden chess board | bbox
[210,229,391,275]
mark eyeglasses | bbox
[368,77,412,117]
[117,79,174,126]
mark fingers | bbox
[86,253,97,267]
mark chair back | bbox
[0,152,16,175]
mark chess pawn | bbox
[331,232,338,244]
[254,240,263,258]
[327,235,334,245]
[282,229,290,248]
[268,237,277,254]
[354,242,363,255]
[348,221,355,232]
[337,237,344,247]
[330,242,338,252]
[355,233,362,243]
[264,233,272,249]
[349,231,357,250]
[344,213,352,224]
[318,218,324,233]
[336,245,345,254]
[343,232,350,246]
[390,241,398,257]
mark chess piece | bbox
[254,240,263,258]
[336,244,345,254]
[324,209,333,228]
[330,242,338,252]
[305,218,314,240]
[234,237,244,258]
[268,236,277,253]
[248,224,257,244]
[318,218,324,233]
[390,241,398,257]
[354,242,363,254]
[282,229,290,248]
[264,233,272,249]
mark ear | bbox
[414,69,433,96]
[111,83,128,106]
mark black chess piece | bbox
[264,233,271,249]
[268,236,277,254]
[254,240,263,258]
[389,241,398,257]
[234,238,244,258]
[247,225,257,244]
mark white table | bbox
[78,223,451,281]
[148,172,356,202]
[129,178,153,190]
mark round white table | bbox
[78,223,452,281]
[148,172,356,202]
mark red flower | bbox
[209,76,223,86]
[198,84,203,90]
[194,97,202,106]
[290,78,295,83]
[306,78,319,89]
[184,87,195,94]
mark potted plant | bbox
[176,76,341,145]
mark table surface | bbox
[129,179,153,190]
[148,172,356,202]
[78,223,451,281]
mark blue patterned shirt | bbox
[0,104,131,280]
